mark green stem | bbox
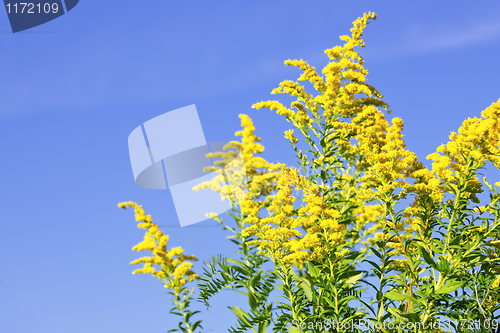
[174,289,195,333]
[280,261,298,321]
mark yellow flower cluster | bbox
[252,99,313,131]
[250,11,446,254]
[242,166,346,266]
[356,115,420,193]
[329,95,443,246]
[118,201,198,293]
[249,11,480,257]
[284,129,298,145]
[253,12,389,133]
[485,273,500,308]
[193,115,279,218]
[426,98,500,203]
[493,275,500,289]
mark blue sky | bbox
[1,1,500,332]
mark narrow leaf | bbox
[435,281,466,294]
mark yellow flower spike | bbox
[136,222,149,229]
[194,114,279,206]
[253,100,296,118]
[241,165,349,265]
[153,271,167,280]
[188,273,200,282]
[130,256,155,266]
[158,234,169,247]
[167,247,184,259]
[135,214,147,222]
[132,263,156,275]
[284,129,298,144]
[421,98,500,204]
[173,262,193,279]
[132,233,156,252]
[120,201,199,289]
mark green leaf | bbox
[320,136,326,148]
[377,304,385,320]
[344,271,363,286]
[228,306,250,325]
[449,236,461,246]
[257,322,268,333]
[436,258,451,274]
[366,260,383,274]
[226,258,245,267]
[435,281,466,294]
[418,245,437,269]
[191,320,203,332]
[248,291,258,310]
[387,307,408,322]
[299,280,313,301]
[249,270,262,288]
[385,291,419,304]
[231,265,247,275]
[307,262,320,278]
[371,248,382,259]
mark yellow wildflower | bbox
[118,202,199,294]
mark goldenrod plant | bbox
[195,114,281,333]
[118,202,202,333]
[120,12,500,333]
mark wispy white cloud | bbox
[364,17,500,61]
[402,20,500,54]
[256,18,500,70]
